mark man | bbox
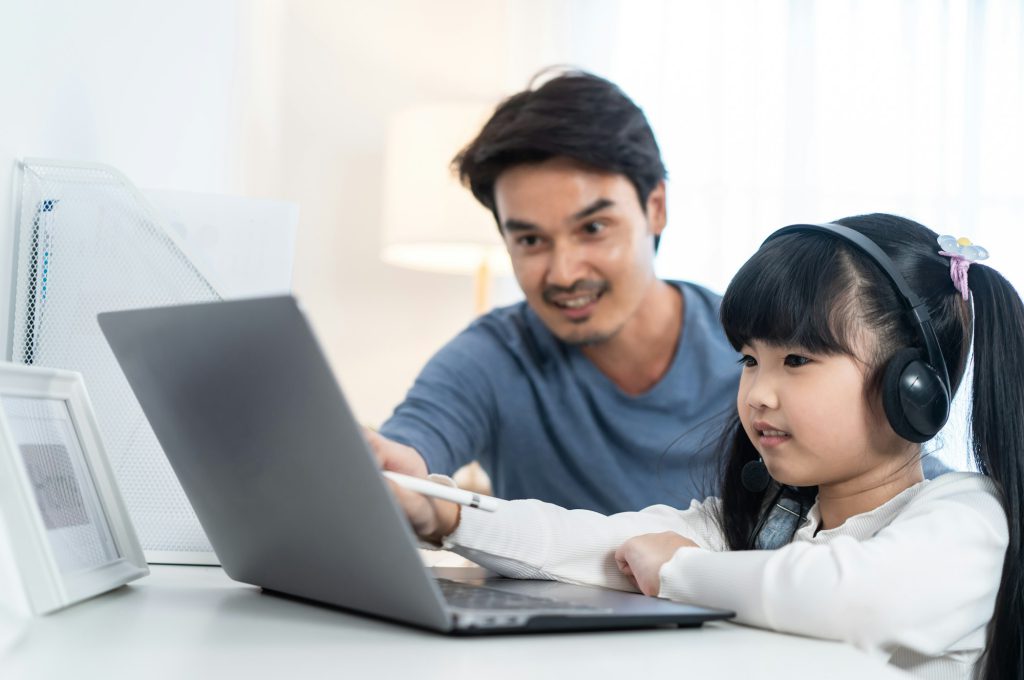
[368,71,740,513]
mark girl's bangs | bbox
[720,237,855,356]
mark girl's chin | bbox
[771,474,819,488]
[762,463,811,488]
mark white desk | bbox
[0,565,910,679]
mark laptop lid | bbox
[99,296,452,631]
[99,296,732,633]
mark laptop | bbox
[98,296,734,634]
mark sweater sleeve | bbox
[442,496,728,592]
[657,475,1008,656]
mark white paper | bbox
[142,189,300,299]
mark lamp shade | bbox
[381,103,511,276]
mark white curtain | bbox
[549,0,1024,295]
[527,0,1023,469]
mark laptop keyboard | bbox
[436,579,602,612]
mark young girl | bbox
[378,213,1023,680]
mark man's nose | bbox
[547,243,587,288]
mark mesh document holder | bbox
[7,159,221,564]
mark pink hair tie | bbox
[937,235,988,301]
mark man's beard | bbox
[542,279,615,346]
[564,330,615,347]
[559,316,626,347]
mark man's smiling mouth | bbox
[551,291,603,309]
[544,281,609,310]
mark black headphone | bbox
[761,223,952,444]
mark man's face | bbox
[493,157,666,346]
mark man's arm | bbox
[378,326,500,476]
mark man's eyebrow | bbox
[502,219,538,233]
[570,198,614,222]
[501,198,614,232]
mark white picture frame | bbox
[0,363,148,615]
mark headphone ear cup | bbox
[882,348,951,443]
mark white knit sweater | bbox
[442,472,1007,679]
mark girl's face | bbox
[737,339,910,490]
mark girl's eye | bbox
[784,354,811,367]
[738,354,757,368]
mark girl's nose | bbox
[744,375,779,410]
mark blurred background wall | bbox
[1,0,1021,449]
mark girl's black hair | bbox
[717,213,1024,678]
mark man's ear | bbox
[645,181,667,237]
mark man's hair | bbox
[453,70,667,224]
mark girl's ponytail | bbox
[968,264,1024,679]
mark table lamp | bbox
[381,102,511,314]
[381,103,507,492]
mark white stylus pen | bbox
[382,471,499,512]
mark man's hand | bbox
[362,428,457,543]
[614,532,699,597]
[383,479,461,545]
[363,427,429,477]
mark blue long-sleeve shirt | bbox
[380,281,741,513]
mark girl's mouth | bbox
[754,425,791,447]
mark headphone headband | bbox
[762,223,951,397]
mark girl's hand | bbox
[614,532,699,596]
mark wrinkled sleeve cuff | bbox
[658,547,774,628]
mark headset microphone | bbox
[741,458,771,492]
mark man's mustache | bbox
[542,280,609,304]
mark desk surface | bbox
[0,565,910,679]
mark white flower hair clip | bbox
[937,235,988,300]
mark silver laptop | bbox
[98,296,733,634]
